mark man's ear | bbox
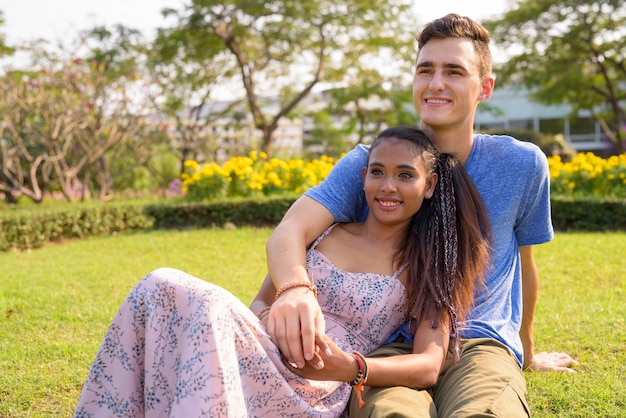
[478,76,494,102]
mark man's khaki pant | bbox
[349,338,530,418]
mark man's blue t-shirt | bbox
[305,134,554,367]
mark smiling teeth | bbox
[427,99,449,104]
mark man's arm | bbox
[266,196,334,290]
[519,245,577,373]
[249,196,335,369]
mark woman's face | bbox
[362,138,437,226]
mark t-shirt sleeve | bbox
[304,144,370,223]
[515,148,554,246]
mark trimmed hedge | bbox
[551,195,626,231]
[0,206,154,252]
[1,195,624,252]
[144,196,297,229]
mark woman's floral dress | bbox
[74,226,407,417]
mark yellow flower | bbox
[184,160,199,171]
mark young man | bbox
[250,13,576,417]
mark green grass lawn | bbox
[1,228,624,417]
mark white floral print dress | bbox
[74,225,407,417]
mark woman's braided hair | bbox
[370,126,492,361]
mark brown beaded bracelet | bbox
[257,306,271,320]
[274,281,317,301]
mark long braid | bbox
[436,154,461,360]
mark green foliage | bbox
[551,196,626,231]
[0,11,15,57]
[111,144,180,192]
[483,0,626,151]
[145,196,297,229]
[0,206,154,252]
[153,0,416,152]
[305,110,354,158]
[80,24,145,81]
[2,193,624,254]
[307,84,416,149]
[0,196,298,252]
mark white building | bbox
[474,86,613,153]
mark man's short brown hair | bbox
[417,13,492,79]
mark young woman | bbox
[74,126,490,417]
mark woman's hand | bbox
[283,336,357,382]
[266,287,330,370]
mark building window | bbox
[569,117,595,135]
[539,118,564,135]
[509,119,533,129]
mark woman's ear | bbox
[425,173,438,199]
[361,167,367,186]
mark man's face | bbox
[412,37,492,132]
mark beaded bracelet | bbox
[350,351,369,408]
[257,306,271,320]
[274,281,317,301]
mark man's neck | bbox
[421,124,475,164]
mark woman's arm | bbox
[286,318,449,389]
[364,320,449,388]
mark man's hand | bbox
[527,351,578,373]
[284,336,354,382]
[265,287,330,369]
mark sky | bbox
[2,0,512,46]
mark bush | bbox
[548,152,626,198]
[144,196,297,229]
[6,130,625,252]
[2,193,624,252]
[0,197,298,252]
[551,196,626,231]
[181,152,335,200]
[0,205,154,252]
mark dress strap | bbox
[391,263,408,280]
[309,224,338,251]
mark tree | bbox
[78,25,174,198]
[0,56,156,203]
[154,0,415,154]
[0,11,15,57]
[307,77,415,154]
[483,0,626,152]
[145,47,247,172]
